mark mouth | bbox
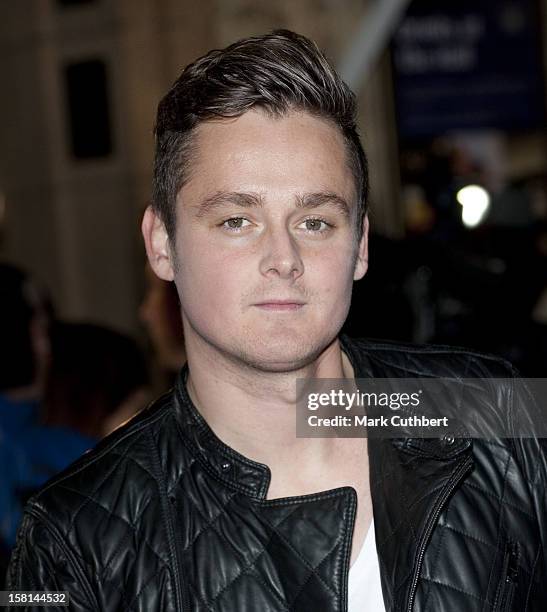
[253,300,306,311]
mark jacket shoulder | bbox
[8,390,181,607]
[345,336,547,485]
[343,335,516,378]
[18,390,179,562]
[31,390,175,514]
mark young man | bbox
[7,31,547,611]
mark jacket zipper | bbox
[406,455,473,612]
[494,541,519,612]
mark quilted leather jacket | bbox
[6,335,547,611]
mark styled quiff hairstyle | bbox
[153,29,369,241]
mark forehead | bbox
[180,109,355,203]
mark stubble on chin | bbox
[221,323,341,374]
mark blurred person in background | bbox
[140,262,186,390]
[43,322,150,438]
[0,265,150,581]
[0,264,94,577]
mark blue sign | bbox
[392,0,545,138]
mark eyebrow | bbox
[192,191,264,218]
[192,190,351,218]
[296,192,351,218]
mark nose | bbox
[258,224,304,280]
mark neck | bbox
[184,332,357,491]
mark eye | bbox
[300,217,333,233]
[220,217,251,231]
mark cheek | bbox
[175,235,247,310]
[315,252,356,319]
[310,245,356,287]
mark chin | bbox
[233,332,338,373]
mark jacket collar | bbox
[174,368,271,498]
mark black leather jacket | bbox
[6,336,547,611]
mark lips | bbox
[254,300,306,311]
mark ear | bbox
[353,214,369,281]
[141,206,175,281]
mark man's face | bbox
[145,109,368,372]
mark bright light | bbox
[456,185,491,228]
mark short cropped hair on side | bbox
[153,29,369,242]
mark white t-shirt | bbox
[348,518,386,611]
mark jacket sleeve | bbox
[507,374,547,610]
[6,511,98,611]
